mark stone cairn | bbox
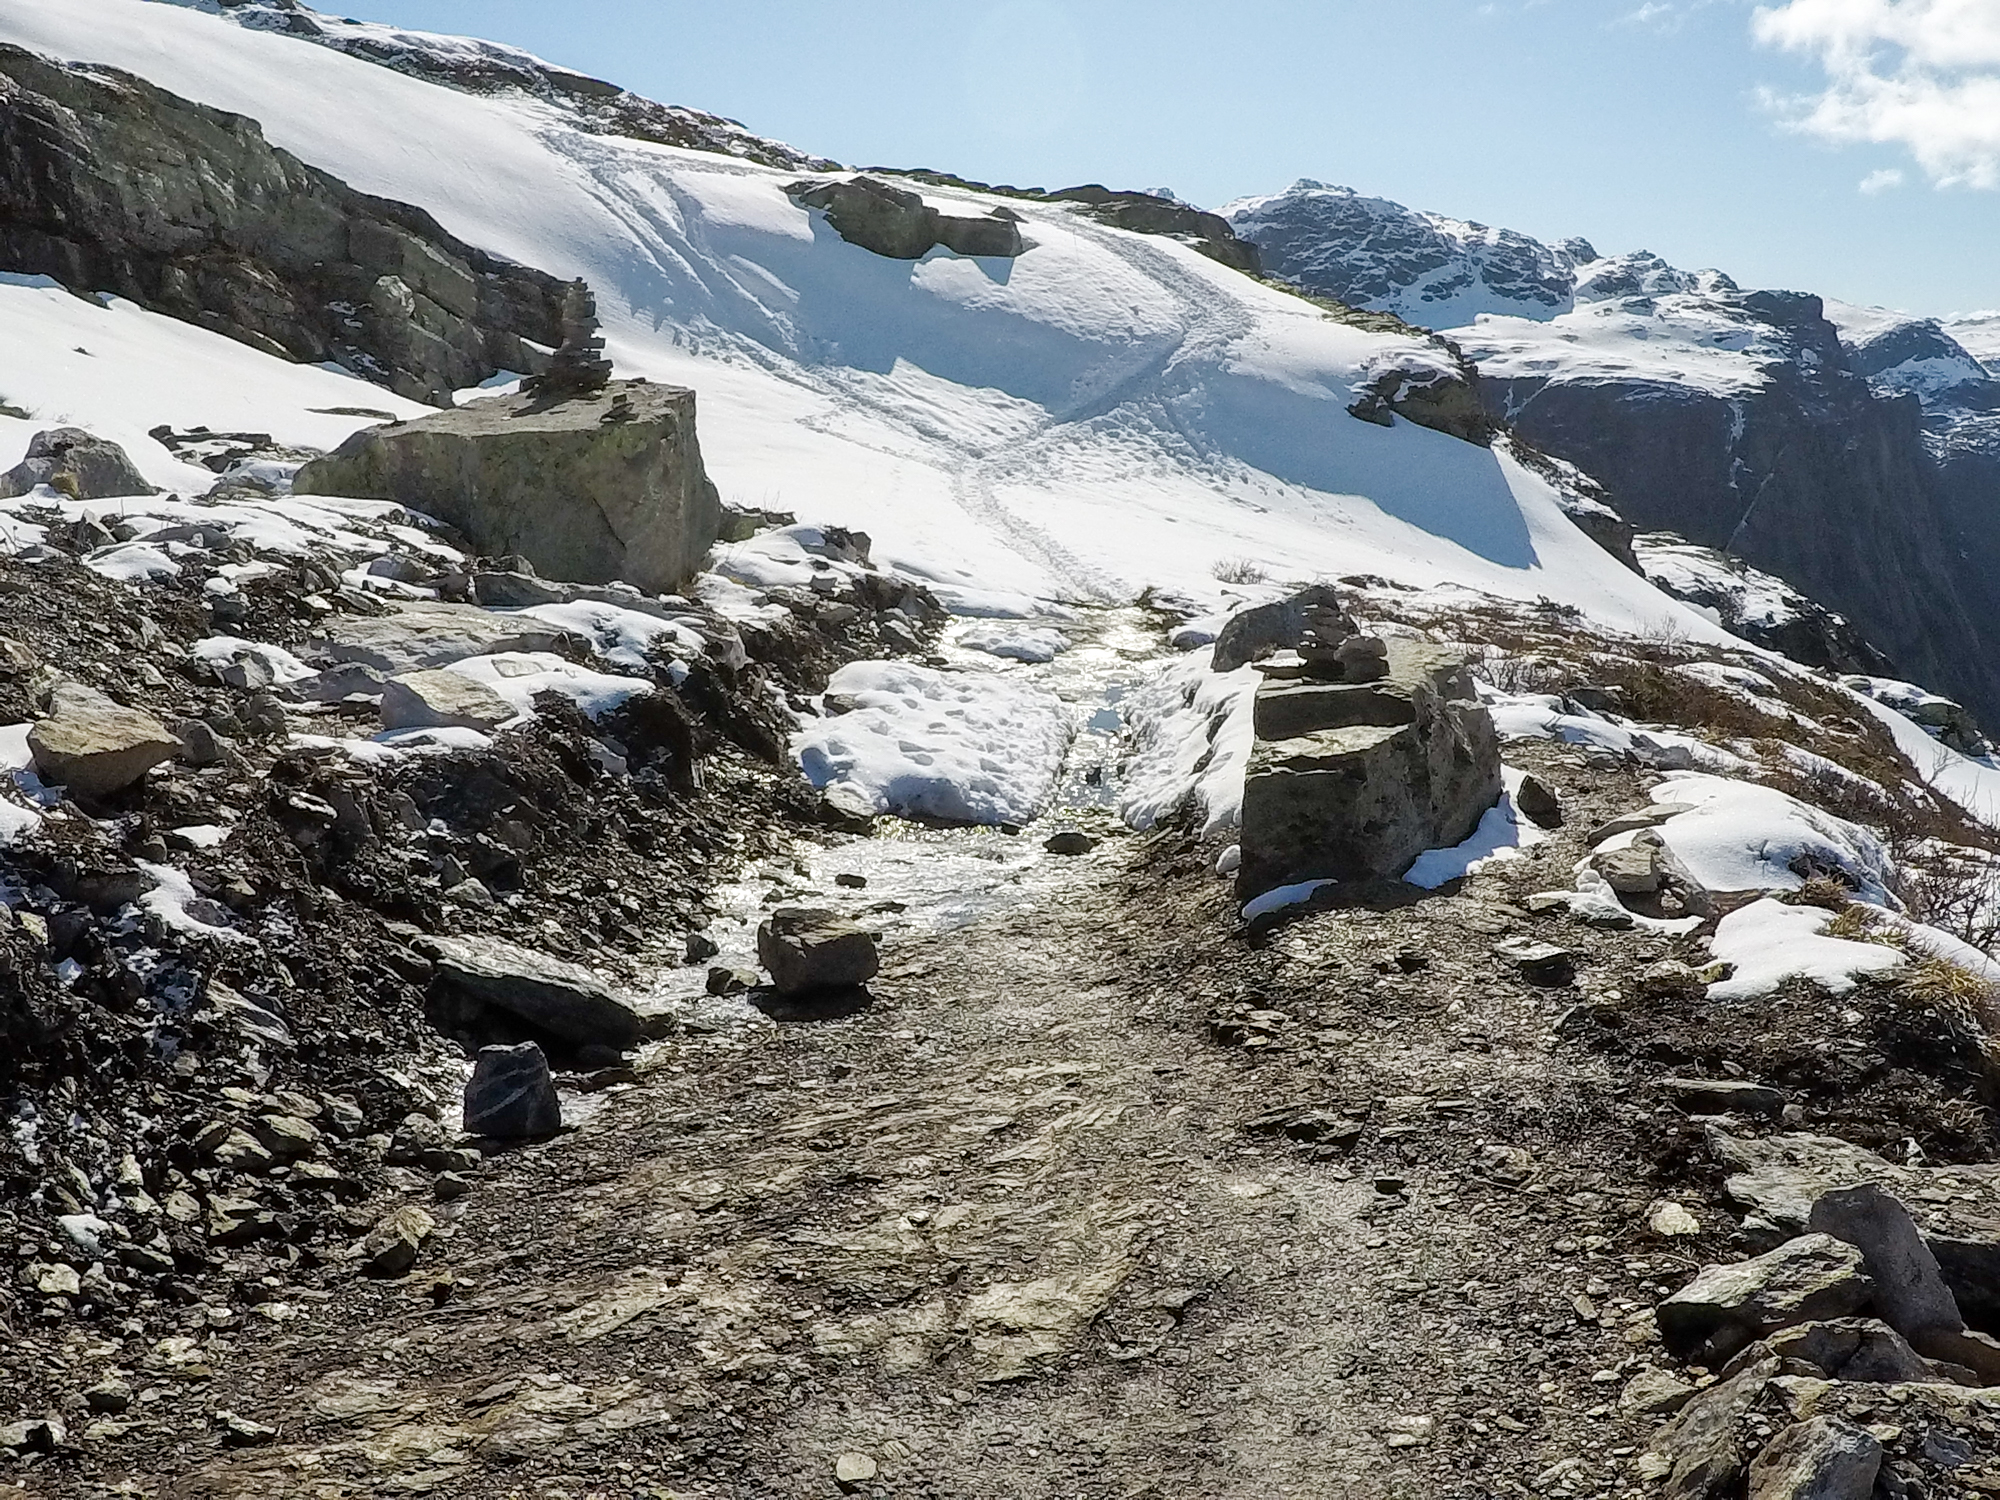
[1280,599,1389,685]
[523,279,613,398]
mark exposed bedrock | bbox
[0,42,565,404]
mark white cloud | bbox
[1859,165,1907,191]
[1755,0,2000,188]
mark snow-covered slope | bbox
[0,0,1699,642]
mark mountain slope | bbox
[0,0,1697,646]
[1229,182,2000,728]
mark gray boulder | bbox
[1807,1183,2000,1384]
[0,427,156,499]
[27,681,180,799]
[380,669,516,732]
[294,381,721,595]
[1662,1078,1787,1117]
[787,176,1024,261]
[422,934,643,1050]
[355,1204,434,1278]
[1745,1418,1881,1500]
[756,908,880,995]
[1237,641,1501,899]
[1656,1234,1873,1365]
[462,1042,561,1139]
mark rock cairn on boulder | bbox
[293,380,722,594]
[522,279,613,399]
[1233,587,1502,900]
[0,427,156,500]
[786,176,1025,260]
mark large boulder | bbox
[421,934,643,1050]
[1237,640,1502,899]
[26,681,180,799]
[756,908,880,995]
[1656,1234,1874,1366]
[380,669,515,732]
[786,176,1024,260]
[462,1041,561,1139]
[293,381,722,594]
[0,428,155,499]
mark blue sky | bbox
[330,0,2000,316]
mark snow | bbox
[192,636,316,685]
[1455,294,1779,400]
[84,542,179,583]
[0,273,427,494]
[1706,898,1904,1002]
[1483,691,1752,774]
[135,859,252,945]
[0,0,1725,653]
[1637,774,1897,904]
[956,622,1070,663]
[1119,655,1259,835]
[514,601,703,673]
[441,652,652,721]
[794,660,1072,826]
[1403,767,1547,888]
[1241,878,1336,922]
[171,824,231,849]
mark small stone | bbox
[0,1418,65,1455]
[834,873,868,889]
[1373,1175,1408,1196]
[835,1451,879,1489]
[216,1411,278,1447]
[757,907,880,995]
[433,1172,472,1202]
[1660,1076,1785,1116]
[1618,1367,1694,1419]
[355,1205,435,1278]
[462,1041,562,1140]
[84,1380,132,1415]
[1656,1233,1873,1365]
[380,669,516,732]
[1637,960,1705,1000]
[30,1262,80,1298]
[1043,829,1099,855]
[1513,773,1562,828]
[683,932,721,963]
[1746,1417,1880,1500]
[1493,936,1575,986]
[1649,1200,1703,1237]
[248,1114,323,1161]
[706,964,758,996]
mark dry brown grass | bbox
[1897,959,2000,1086]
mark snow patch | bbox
[1707,898,1904,1001]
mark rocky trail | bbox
[18,722,1996,1500]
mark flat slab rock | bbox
[1656,1233,1873,1365]
[313,600,567,676]
[381,669,516,732]
[421,934,643,1050]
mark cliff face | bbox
[0,43,565,404]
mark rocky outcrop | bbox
[1236,625,1501,901]
[786,177,1024,260]
[0,43,565,404]
[891,172,1261,273]
[292,381,723,593]
[0,428,155,500]
[1635,535,1893,676]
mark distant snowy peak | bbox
[1221,180,1585,327]
[150,0,833,171]
[1944,312,2000,372]
[1571,251,1737,305]
[1824,301,2000,415]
